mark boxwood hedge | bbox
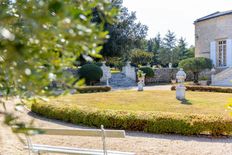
[31,101,232,136]
[171,85,232,93]
[76,86,111,93]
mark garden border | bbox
[31,101,232,136]
[171,85,232,93]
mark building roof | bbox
[194,10,232,23]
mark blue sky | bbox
[123,0,232,46]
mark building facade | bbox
[195,10,232,68]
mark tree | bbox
[162,30,176,50]
[158,48,179,67]
[147,33,162,65]
[93,0,148,58]
[176,37,194,60]
[158,31,178,67]
[176,37,189,60]
[147,38,155,52]
[188,45,195,58]
[153,33,162,53]
[130,49,153,66]
[0,0,116,134]
[179,57,212,83]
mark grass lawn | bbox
[47,90,232,117]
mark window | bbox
[218,40,227,67]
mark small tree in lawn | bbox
[179,57,212,84]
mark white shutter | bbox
[226,39,232,67]
[210,41,217,66]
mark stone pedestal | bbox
[176,85,186,100]
[137,81,144,91]
[100,61,111,84]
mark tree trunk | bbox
[193,72,199,84]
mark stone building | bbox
[194,10,232,86]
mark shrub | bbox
[139,67,155,78]
[130,49,153,66]
[79,64,103,85]
[31,102,232,136]
[76,86,111,93]
[171,85,232,93]
[179,57,212,84]
[93,62,103,67]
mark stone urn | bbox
[137,70,146,91]
[176,68,186,100]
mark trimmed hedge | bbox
[79,64,103,85]
[171,85,232,93]
[31,102,232,136]
[139,67,154,78]
[76,86,111,93]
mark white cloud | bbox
[123,0,232,46]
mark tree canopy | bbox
[0,0,117,133]
[179,57,212,83]
[130,49,153,66]
[95,0,148,58]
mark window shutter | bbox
[226,39,232,67]
[210,41,216,66]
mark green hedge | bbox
[79,64,103,85]
[171,85,232,93]
[76,86,111,93]
[31,102,232,136]
[139,67,154,78]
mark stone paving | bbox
[109,73,137,89]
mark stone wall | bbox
[146,68,178,83]
[145,68,214,84]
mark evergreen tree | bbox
[154,33,162,50]
[158,31,178,67]
[147,38,155,52]
[162,30,176,50]
[176,37,189,60]
[147,33,162,64]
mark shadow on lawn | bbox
[180,99,192,105]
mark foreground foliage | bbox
[0,0,116,134]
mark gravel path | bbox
[1,99,232,155]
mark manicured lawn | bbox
[48,90,231,117]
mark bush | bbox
[130,49,153,66]
[171,85,232,93]
[139,67,154,78]
[31,102,232,136]
[179,57,212,84]
[79,64,103,85]
[76,86,111,93]
[93,62,103,67]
